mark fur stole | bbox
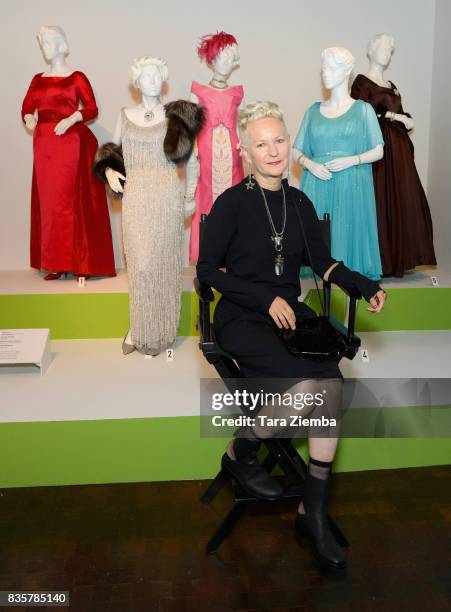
[93,142,125,185]
[93,100,204,189]
[163,100,204,164]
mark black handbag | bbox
[276,196,350,362]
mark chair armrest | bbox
[193,278,215,303]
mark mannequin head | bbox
[198,31,239,79]
[239,101,290,181]
[37,26,69,61]
[130,55,168,96]
[367,33,395,68]
[321,47,355,90]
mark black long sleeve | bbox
[329,263,381,302]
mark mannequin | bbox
[351,34,436,277]
[189,31,244,262]
[94,55,203,356]
[293,47,383,280]
[21,26,116,280]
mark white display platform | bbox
[0,268,197,295]
[0,328,51,376]
[0,265,448,297]
[1,331,450,424]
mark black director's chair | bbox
[194,213,362,554]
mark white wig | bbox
[367,33,395,57]
[129,55,169,87]
[321,47,355,72]
[217,43,240,68]
[239,101,286,143]
[37,25,69,54]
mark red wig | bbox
[197,31,238,65]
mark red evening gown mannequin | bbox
[22,71,116,277]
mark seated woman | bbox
[196,101,386,569]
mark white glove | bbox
[105,167,125,194]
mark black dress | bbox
[196,178,374,384]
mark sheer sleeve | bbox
[21,74,40,121]
[293,105,313,157]
[75,72,99,122]
[363,101,384,149]
[196,191,277,313]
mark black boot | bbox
[221,436,283,501]
[296,457,346,569]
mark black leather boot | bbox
[296,468,347,569]
[221,437,283,501]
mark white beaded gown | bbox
[121,109,184,355]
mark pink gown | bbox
[189,81,244,262]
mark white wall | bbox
[0,0,436,270]
[428,0,451,271]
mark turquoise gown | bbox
[294,99,383,280]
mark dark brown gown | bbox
[351,74,436,277]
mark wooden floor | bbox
[0,465,450,612]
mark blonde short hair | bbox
[367,33,395,57]
[37,26,69,54]
[321,47,355,72]
[238,101,286,144]
[129,55,169,87]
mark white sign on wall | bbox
[0,329,51,376]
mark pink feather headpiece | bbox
[197,31,238,65]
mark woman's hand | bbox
[325,156,358,172]
[105,167,126,194]
[269,297,296,330]
[367,289,387,313]
[304,159,332,181]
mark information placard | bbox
[0,329,51,376]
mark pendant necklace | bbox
[256,179,287,276]
[139,103,161,123]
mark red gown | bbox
[21,71,116,276]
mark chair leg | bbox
[206,502,247,554]
[264,439,306,484]
[201,469,231,504]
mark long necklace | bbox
[256,179,287,276]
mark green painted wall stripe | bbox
[304,287,451,331]
[0,288,450,339]
[0,417,450,488]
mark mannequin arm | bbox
[103,113,125,193]
[184,149,199,217]
[94,112,125,194]
[22,75,39,130]
[325,144,383,172]
[293,148,332,181]
[385,111,414,130]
